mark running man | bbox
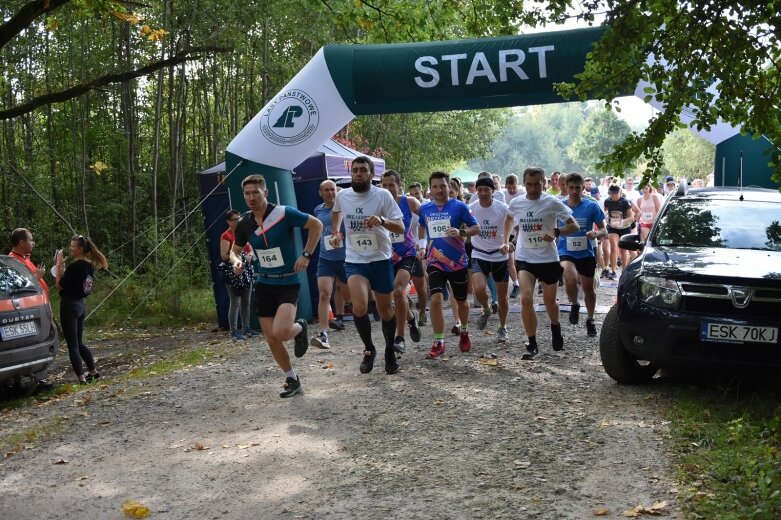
[469,177,514,342]
[407,182,429,326]
[231,174,322,398]
[502,174,524,299]
[419,171,480,358]
[330,156,405,374]
[558,173,606,338]
[310,180,347,350]
[381,170,423,354]
[509,167,579,359]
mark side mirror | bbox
[619,233,643,251]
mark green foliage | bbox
[669,386,781,519]
[469,103,589,176]
[660,129,716,180]
[569,107,633,175]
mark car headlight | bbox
[638,276,681,309]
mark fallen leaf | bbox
[478,357,498,366]
[54,459,68,465]
[75,476,88,481]
[194,442,208,451]
[593,508,610,516]
[122,499,151,518]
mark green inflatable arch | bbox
[224,25,767,319]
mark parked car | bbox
[0,255,58,394]
[600,184,781,383]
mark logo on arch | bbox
[260,89,319,147]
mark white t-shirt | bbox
[623,188,641,205]
[492,191,505,203]
[509,193,574,263]
[502,188,526,205]
[333,185,403,263]
[469,199,511,262]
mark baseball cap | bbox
[665,175,674,183]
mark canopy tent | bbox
[450,169,480,184]
[200,140,385,328]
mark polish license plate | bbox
[0,321,38,341]
[700,322,778,345]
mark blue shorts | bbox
[317,257,347,283]
[345,259,394,294]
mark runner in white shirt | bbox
[509,167,579,360]
[469,177,514,342]
[330,157,405,375]
[502,173,524,299]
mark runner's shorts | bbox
[394,256,424,278]
[470,258,509,283]
[254,282,300,317]
[428,267,469,301]
[317,257,347,283]
[345,259,394,294]
[606,226,632,237]
[559,255,598,278]
[515,261,564,285]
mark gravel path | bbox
[0,283,678,519]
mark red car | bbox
[0,255,58,395]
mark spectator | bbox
[220,210,256,340]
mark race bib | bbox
[428,217,451,239]
[323,234,341,251]
[522,231,547,249]
[256,247,284,268]
[349,233,378,252]
[610,217,624,228]
[389,231,405,244]
[566,236,588,252]
[642,211,653,221]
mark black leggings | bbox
[60,297,95,377]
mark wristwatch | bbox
[302,251,313,259]
[554,228,561,238]
[379,216,386,226]
[459,229,467,238]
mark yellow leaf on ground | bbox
[122,499,151,518]
[478,357,498,366]
[593,508,610,516]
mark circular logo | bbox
[260,89,319,147]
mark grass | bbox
[667,377,781,519]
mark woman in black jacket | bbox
[55,235,108,384]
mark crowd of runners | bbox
[227,158,672,397]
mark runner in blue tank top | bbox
[381,170,423,355]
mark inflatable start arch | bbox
[224,26,766,319]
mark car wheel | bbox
[599,305,657,384]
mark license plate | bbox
[700,322,778,345]
[0,320,39,341]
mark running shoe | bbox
[521,343,539,360]
[451,324,460,336]
[393,336,406,354]
[491,301,499,314]
[509,284,520,299]
[586,318,598,338]
[279,376,302,398]
[459,331,472,353]
[600,268,609,279]
[231,331,246,341]
[497,327,509,343]
[427,341,446,359]
[293,319,309,357]
[408,310,421,342]
[328,317,346,331]
[418,312,428,326]
[608,271,617,280]
[85,372,101,383]
[310,331,331,350]
[476,310,491,330]
[360,349,376,373]
[569,303,580,325]
[242,329,260,338]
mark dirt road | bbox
[1,286,677,519]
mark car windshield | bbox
[0,262,37,298]
[653,198,781,251]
